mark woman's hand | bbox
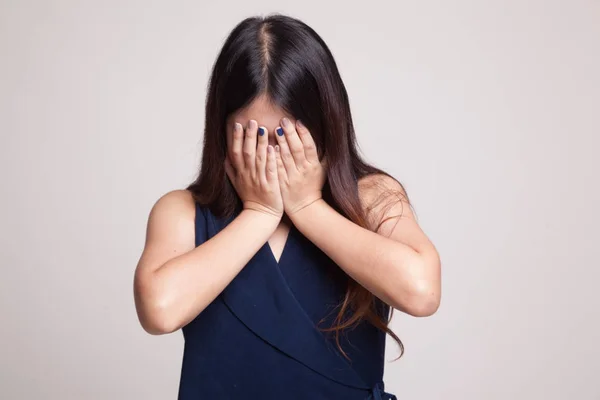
[274,118,327,215]
[225,119,283,219]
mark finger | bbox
[256,126,268,184]
[295,119,319,163]
[243,119,258,173]
[266,145,278,184]
[274,145,288,184]
[230,122,244,170]
[275,125,297,173]
[281,117,307,166]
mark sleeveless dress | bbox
[177,202,397,400]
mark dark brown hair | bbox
[186,13,409,359]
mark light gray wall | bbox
[1,1,598,399]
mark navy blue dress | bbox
[178,203,397,400]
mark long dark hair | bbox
[187,13,408,359]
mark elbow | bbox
[401,253,441,317]
[139,301,182,335]
[388,274,440,317]
[404,281,441,317]
[135,286,182,335]
[141,312,180,335]
[406,294,440,317]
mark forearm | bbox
[147,209,279,332]
[289,199,435,315]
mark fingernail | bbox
[276,127,284,136]
[297,119,305,128]
[258,127,265,136]
[234,122,242,131]
[282,117,291,128]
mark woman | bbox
[134,13,441,400]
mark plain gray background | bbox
[1,0,599,399]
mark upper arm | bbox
[358,173,440,263]
[134,189,197,300]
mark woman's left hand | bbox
[274,117,327,216]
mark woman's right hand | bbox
[224,119,283,219]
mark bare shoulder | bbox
[357,173,414,233]
[149,189,196,221]
[358,173,409,204]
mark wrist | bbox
[242,202,283,221]
[287,197,325,219]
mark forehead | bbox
[227,94,291,131]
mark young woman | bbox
[134,14,441,400]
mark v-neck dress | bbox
[177,202,397,400]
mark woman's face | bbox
[225,93,296,149]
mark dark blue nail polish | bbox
[258,127,265,136]
[277,127,284,136]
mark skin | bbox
[133,93,441,335]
